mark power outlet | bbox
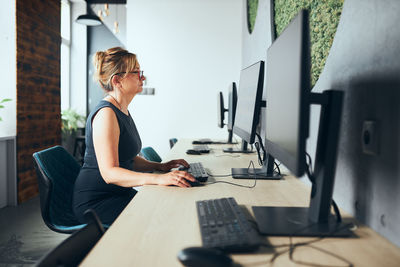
[361,120,379,155]
[139,87,155,95]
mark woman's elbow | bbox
[99,167,116,184]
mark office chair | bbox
[169,138,178,149]
[140,146,162,162]
[36,209,105,267]
[33,145,87,234]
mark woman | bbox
[73,47,195,225]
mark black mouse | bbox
[178,165,190,171]
[177,247,233,267]
[186,149,202,155]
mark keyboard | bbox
[192,145,210,153]
[180,162,208,182]
[196,197,261,252]
[192,139,213,144]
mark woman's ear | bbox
[111,75,121,89]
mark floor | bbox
[0,197,67,267]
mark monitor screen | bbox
[227,82,237,131]
[264,9,310,177]
[233,61,264,144]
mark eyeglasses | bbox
[114,70,145,80]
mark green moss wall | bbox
[247,0,259,33]
[274,0,344,87]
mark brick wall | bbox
[16,0,61,203]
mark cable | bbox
[261,222,355,266]
[255,133,267,162]
[305,152,342,223]
[205,160,257,189]
[206,180,257,188]
[255,133,282,177]
[214,154,240,158]
[274,161,281,176]
[331,199,342,223]
[254,141,264,166]
[206,172,232,178]
[306,152,313,174]
[286,223,355,267]
[305,152,316,184]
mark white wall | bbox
[127,0,243,158]
[0,0,16,138]
[91,4,127,46]
[70,1,88,116]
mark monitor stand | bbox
[192,133,237,145]
[252,91,352,237]
[223,140,254,153]
[252,206,351,236]
[232,154,281,180]
[226,130,238,144]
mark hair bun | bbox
[92,47,137,92]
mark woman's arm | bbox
[131,156,163,172]
[132,156,190,173]
[92,108,195,188]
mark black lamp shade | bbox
[76,14,102,26]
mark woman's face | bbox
[119,62,145,96]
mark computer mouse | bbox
[178,165,189,171]
[188,179,201,187]
[177,246,233,267]
[186,149,202,155]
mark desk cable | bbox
[214,154,241,158]
[251,220,356,266]
[305,152,341,223]
[205,160,257,188]
[253,134,282,176]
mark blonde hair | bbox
[93,47,138,91]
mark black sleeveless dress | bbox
[73,100,141,225]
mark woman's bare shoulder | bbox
[92,106,118,126]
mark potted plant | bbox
[61,108,86,155]
[0,98,12,121]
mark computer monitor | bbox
[216,88,238,144]
[252,9,351,236]
[234,61,264,144]
[226,83,237,143]
[223,62,264,155]
[217,91,227,129]
[227,82,237,132]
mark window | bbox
[61,0,71,111]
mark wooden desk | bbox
[81,139,400,266]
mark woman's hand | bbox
[156,170,196,188]
[157,159,190,172]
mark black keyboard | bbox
[180,162,208,182]
[192,139,213,144]
[192,145,210,153]
[196,197,261,252]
